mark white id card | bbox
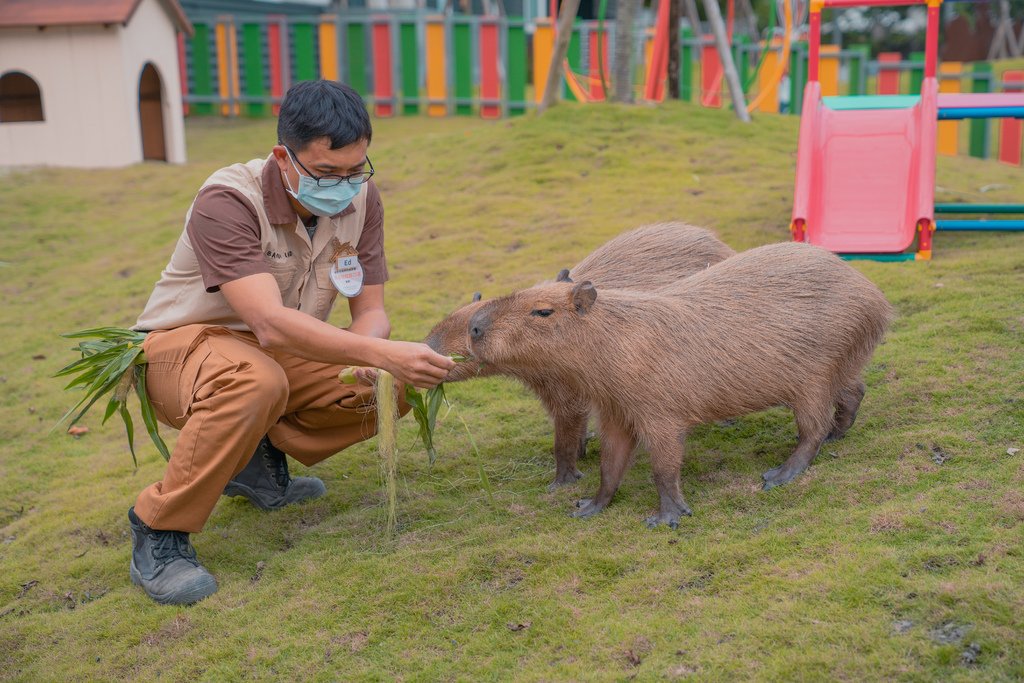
[330,255,364,297]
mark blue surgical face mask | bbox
[283,152,361,218]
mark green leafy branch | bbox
[53,326,169,466]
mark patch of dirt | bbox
[623,636,653,668]
[678,569,714,592]
[961,642,982,665]
[870,512,907,534]
[917,443,951,465]
[141,615,191,646]
[892,619,914,634]
[930,621,970,645]
[330,630,369,653]
[923,555,962,572]
[999,491,1024,522]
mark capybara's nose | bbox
[468,312,490,341]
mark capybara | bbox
[424,222,735,490]
[467,242,892,528]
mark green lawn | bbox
[1,103,1022,681]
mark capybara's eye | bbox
[531,309,554,318]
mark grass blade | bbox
[136,366,170,461]
[119,400,137,469]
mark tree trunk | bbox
[538,0,584,113]
[613,0,638,103]
[700,0,750,121]
[667,0,681,98]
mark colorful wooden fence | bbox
[177,12,1022,166]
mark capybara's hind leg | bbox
[645,432,693,530]
[827,379,866,442]
[762,401,832,490]
[549,406,588,491]
[571,412,635,519]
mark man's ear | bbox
[556,268,573,283]
[570,281,597,314]
[271,145,290,174]
[472,292,482,303]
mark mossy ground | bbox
[1,101,1022,681]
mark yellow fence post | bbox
[319,17,339,82]
[938,62,962,156]
[819,45,840,97]
[533,19,554,104]
[425,17,447,116]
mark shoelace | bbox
[264,449,291,489]
[150,529,199,566]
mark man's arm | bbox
[220,274,452,388]
[345,284,391,339]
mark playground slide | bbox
[791,79,938,254]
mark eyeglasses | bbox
[285,146,375,187]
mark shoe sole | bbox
[130,559,218,606]
[222,481,326,511]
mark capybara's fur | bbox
[468,242,893,527]
[424,222,735,489]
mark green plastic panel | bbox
[400,22,419,115]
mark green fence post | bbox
[847,44,869,95]
[242,23,266,116]
[563,23,581,101]
[969,62,991,159]
[681,26,693,102]
[507,21,527,115]
[789,42,806,115]
[347,22,367,96]
[909,51,924,93]
[191,23,213,115]
[292,23,317,81]
[400,21,419,115]
[454,22,472,115]
[733,34,750,96]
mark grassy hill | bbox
[1,103,1022,681]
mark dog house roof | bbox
[0,0,192,36]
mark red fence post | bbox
[877,52,901,94]
[701,38,722,107]
[589,28,608,100]
[267,18,285,116]
[479,20,501,119]
[177,32,190,115]
[372,18,394,117]
[999,71,1024,166]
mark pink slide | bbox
[790,0,941,260]
[791,80,938,255]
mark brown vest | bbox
[135,157,368,332]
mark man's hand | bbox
[379,341,455,389]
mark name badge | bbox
[330,255,364,297]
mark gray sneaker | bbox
[128,507,218,605]
[223,436,326,510]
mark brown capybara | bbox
[467,242,892,528]
[423,222,735,490]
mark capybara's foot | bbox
[824,426,849,442]
[547,468,584,492]
[570,498,606,519]
[645,500,692,529]
[761,464,807,490]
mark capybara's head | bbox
[424,292,489,382]
[468,281,597,368]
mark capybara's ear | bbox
[571,281,597,314]
[556,268,573,283]
[472,292,482,302]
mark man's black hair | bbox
[277,80,372,151]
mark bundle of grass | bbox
[54,327,168,466]
[375,370,399,536]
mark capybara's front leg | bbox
[548,405,588,491]
[645,432,693,529]
[571,412,635,519]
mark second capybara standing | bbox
[468,242,893,528]
[424,222,735,489]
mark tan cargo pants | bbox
[133,324,408,533]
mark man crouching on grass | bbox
[128,81,453,605]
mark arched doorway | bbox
[0,71,45,122]
[138,63,166,161]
